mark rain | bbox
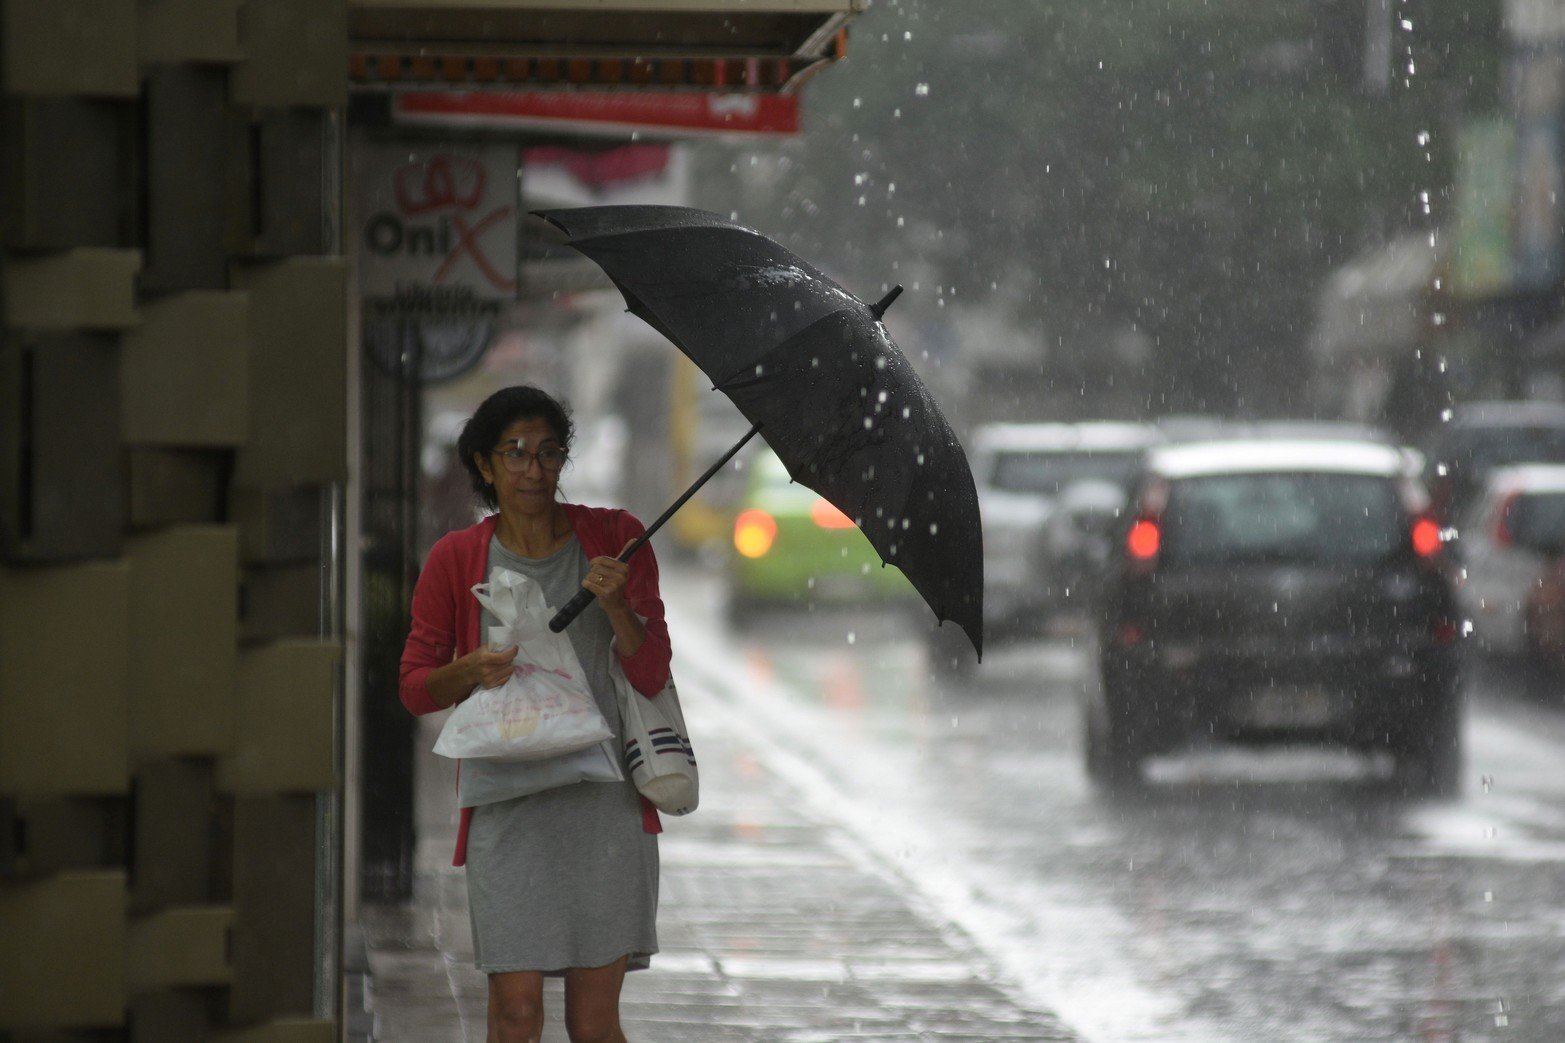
[27,0,1562,1040]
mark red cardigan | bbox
[399,504,671,865]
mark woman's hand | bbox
[425,644,517,708]
[466,644,519,690]
[583,552,632,608]
[588,541,648,657]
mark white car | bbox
[1454,464,1565,658]
[968,421,1162,636]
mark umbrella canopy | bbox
[534,205,983,657]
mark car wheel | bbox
[1084,696,1144,792]
[1390,688,1462,798]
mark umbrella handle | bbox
[548,421,763,632]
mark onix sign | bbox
[356,143,519,308]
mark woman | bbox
[399,385,671,1043]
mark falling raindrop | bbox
[1481,774,1493,792]
[914,83,929,96]
[847,631,857,645]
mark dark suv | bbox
[1088,438,1463,795]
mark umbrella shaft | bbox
[620,420,762,563]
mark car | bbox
[724,447,914,622]
[1419,400,1565,523]
[1453,464,1565,663]
[1087,437,1463,795]
[967,421,1163,636]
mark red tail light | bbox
[1430,619,1459,645]
[1411,516,1442,558]
[1126,518,1161,561]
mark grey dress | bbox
[463,534,659,974]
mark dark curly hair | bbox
[456,385,574,510]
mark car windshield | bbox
[1510,491,1565,550]
[1163,472,1404,566]
[990,450,1143,496]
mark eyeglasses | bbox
[491,443,568,473]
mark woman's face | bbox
[474,415,565,516]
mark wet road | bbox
[662,565,1565,1042]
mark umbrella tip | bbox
[868,284,904,320]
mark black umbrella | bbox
[537,205,982,657]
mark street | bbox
[662,563,1565,1042]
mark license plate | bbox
[1241,686,1337,728]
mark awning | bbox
[348,0,862,92]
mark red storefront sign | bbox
[394,90,800,137]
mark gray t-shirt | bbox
[459,533,621,808]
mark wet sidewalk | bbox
[357,673,1079,1042]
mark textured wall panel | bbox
[0,871,127,1028]
[218,640,338,794]
[139,0,242,64]
[1,248,141,329]
[0,97,130,249]
[230,0,347,108]
[0,332,124,562]
[142,65,232,293]
[121,291,250,447]
[1,0,138,97]
[126,525,240,759]
[232,259,347,486]
[0,562,130,796]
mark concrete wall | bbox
[0,1,348,1037]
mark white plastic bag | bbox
[433,568,613,761]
